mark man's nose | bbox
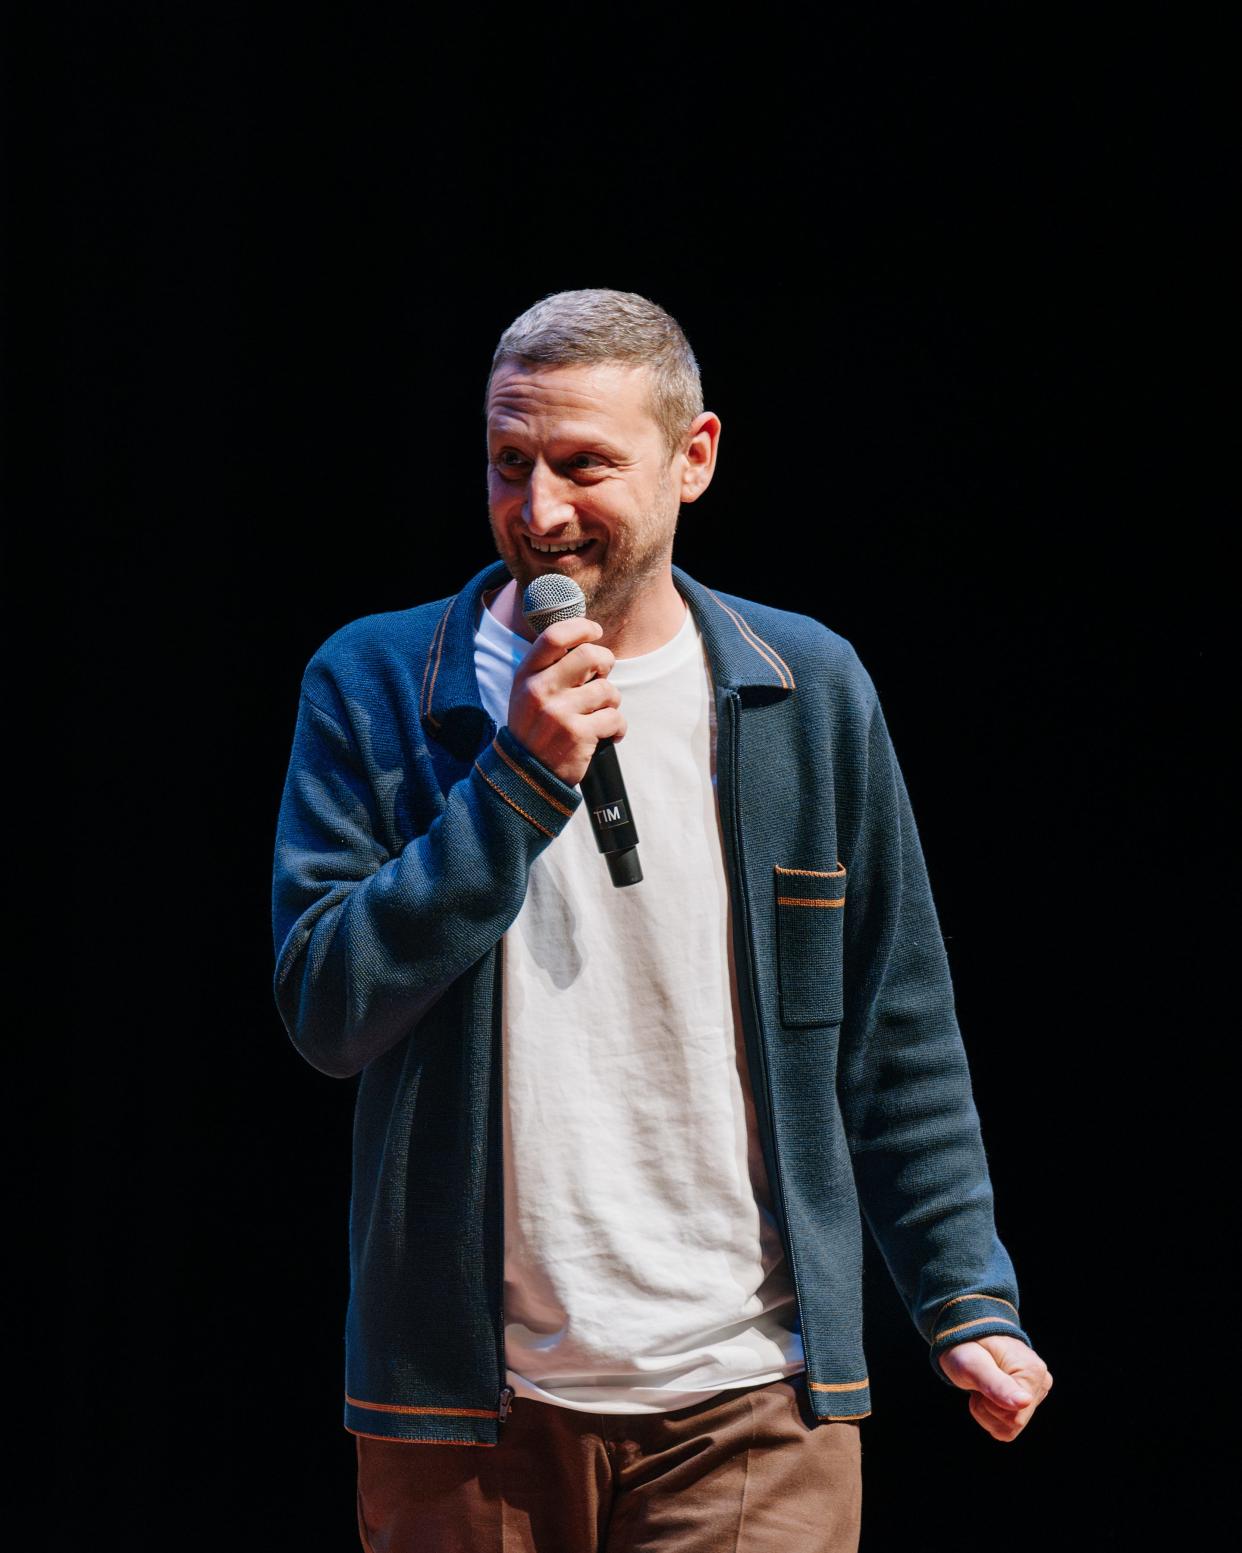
[521,460,576,533]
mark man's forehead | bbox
[486,359,655,428]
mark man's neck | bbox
[487,573,687,659]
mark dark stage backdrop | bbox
[27,8,1215,1550]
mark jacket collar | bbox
[421,559,795,751]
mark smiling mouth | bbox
[524,534,597,558]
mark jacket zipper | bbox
[721,690,819,1393]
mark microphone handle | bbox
[579,738,643,887]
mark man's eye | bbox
[568,454,603,469]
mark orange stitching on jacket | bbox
[712,594,792,688]
[778,896,845,908]
[427,598,453,710]
[420,603,450,718]
[349,1427,496,1447]
[489,738,573,817]
[705,589,796,688]
[420,603,452,721]
[714,594,796,688]
[808,1377,869,1392]
[730,606,796,688]
[933,1316,1020,1341]
[425,599,455,719]
[348,1394,500,1418]
[776,864,846,878]
[473,762,554,838]
[419,613,434,715]
[820,1411,872,1420]
[935,1292,1021,1323]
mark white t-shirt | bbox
[474,591,805,1413]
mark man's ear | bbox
[677,412,721,504]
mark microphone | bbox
[521,575,643,888]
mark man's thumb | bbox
[943,1343,1031,1409]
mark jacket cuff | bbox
[928,1293,1035,1388]
[471,724,582,842]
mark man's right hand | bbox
[506,617,626,786]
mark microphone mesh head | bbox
[522,574,587,631]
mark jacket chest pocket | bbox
[774,863,847,1028]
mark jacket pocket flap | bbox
[774,863,847,1028]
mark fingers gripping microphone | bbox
[522,575,643,888]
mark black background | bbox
[16,5,1220,1548]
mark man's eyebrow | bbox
[488,433,628,459]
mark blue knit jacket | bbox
[271,558,1033,1446]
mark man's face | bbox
[485,360,682,627]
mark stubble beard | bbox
[492,490,680,633]
[578,523,675,634]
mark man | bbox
[272,288,1052,1552]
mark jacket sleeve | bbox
[271,686,582,1079]
[835,659,1035,1387]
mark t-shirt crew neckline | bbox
[478,592,695,685]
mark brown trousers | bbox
[355,1372,862,1552]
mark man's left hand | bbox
[937,1335,1053,1441]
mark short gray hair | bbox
[487,288,704,462]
